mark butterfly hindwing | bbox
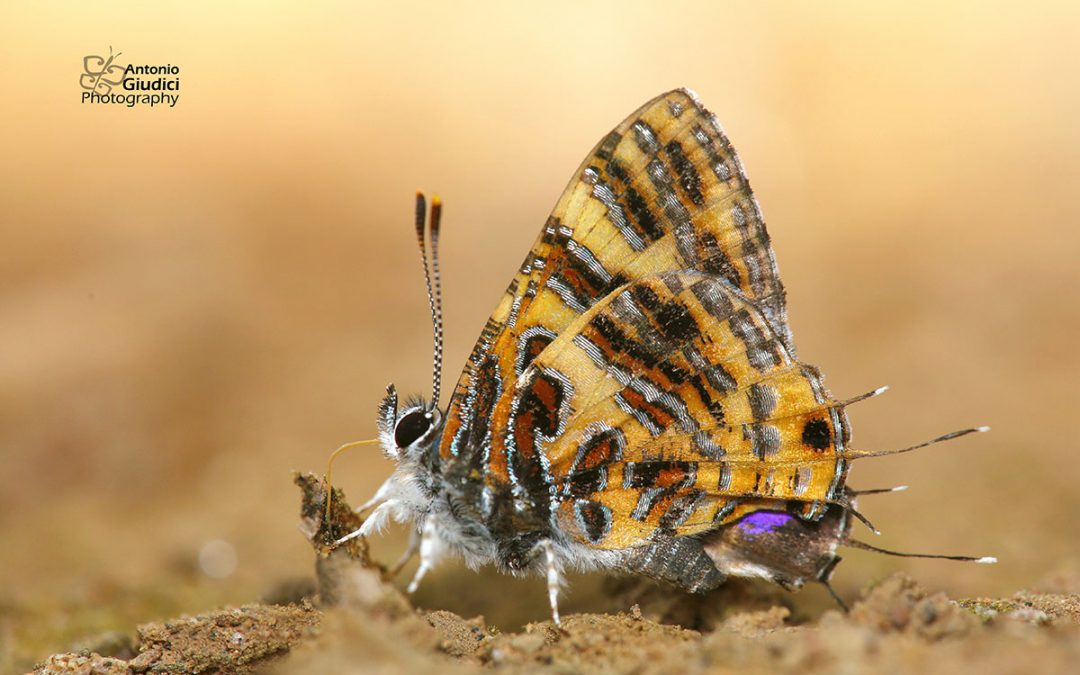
[515,272,849,549]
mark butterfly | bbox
[334,88,993,623]
[80,46,126,95]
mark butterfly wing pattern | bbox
[435,89,850,584]
[353,88,990,622]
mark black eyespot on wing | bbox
[395,410,431,448]
[802,418,832,451]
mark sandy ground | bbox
[24,475,1080,675]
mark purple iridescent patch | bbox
[738,511,793,536]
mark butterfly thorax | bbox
[376,385,547,572]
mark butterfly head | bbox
[376,384,443,463]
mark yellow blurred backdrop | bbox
[2,0,1079,661]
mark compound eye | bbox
[394,409,432,448]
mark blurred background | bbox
[2,0,1079,667]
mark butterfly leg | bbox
[407,517,447,594]
[386,526,421,579]
[334,499,399,545]
[541,540,563,626]
[354,477,394,514]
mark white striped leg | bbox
[386,526,422,579]
[407,518,446,594]
[354,477,394,514]
[334,499,398,546]
[542,540,563,626]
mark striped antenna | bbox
[413,192,445,408]
[429,196,444,408]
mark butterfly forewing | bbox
[438,88,848,555]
